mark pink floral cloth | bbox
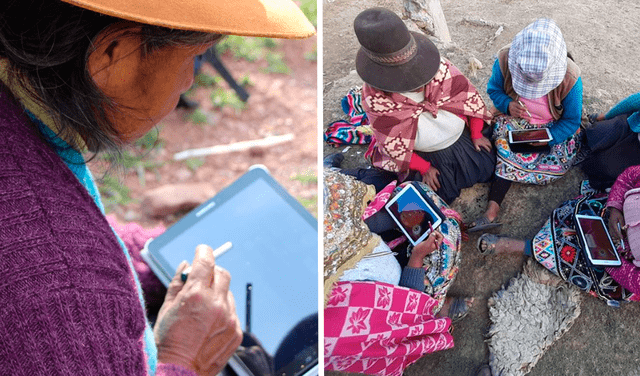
[362,180,397,220]
[324,281,454,376]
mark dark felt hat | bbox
[354,8,440,92]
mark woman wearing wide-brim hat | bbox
[469,18,583,234]
[0,0,313,374]
[354,7,496,205]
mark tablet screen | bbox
[576,216,619,264]
[149,172,317,359]
[385,185,441,245]
[510,129,552,143]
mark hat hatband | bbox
[360,34,418,67]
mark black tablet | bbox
[141,165,318,376]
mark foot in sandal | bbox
[476,233,527,255]
[468,216,502,233]
[438,296,474,323]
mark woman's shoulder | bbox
[0,96,137,298]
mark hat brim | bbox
[355,32,440,93]
[61,0,315,39]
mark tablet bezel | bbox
[574,214,622,267]
[508,128,553,144]
[141,165,318,286]
[384,184,443,246]
[140,165,318,376]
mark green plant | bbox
[98,129,164,187]
[240,74,254,87]
[184,157,205,171]
[194,72,220,87]
[98,175,132,213]
[297,195,318,218]
[298,0,317,26]
[304,47,317,62]
[263,52,290,74]
[210,87,246,113]
[291,172,317,185]
[134,128,164,150]
[188,109,209,125]
[216,36,264,62]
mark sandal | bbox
[476,233,501,255]
[447,296,474,323]
[467,216,502,233]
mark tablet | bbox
[508,128,553,144]
[574,214,622,267]
[385,183,443,246]
[141,165,318,376]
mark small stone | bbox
[142,182,216,217]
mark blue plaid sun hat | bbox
[508,18,567,99]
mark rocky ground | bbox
[89,35,318,227]
[323,0,640,375]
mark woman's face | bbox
[89,33,216,143]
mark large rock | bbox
[142,183,216,217]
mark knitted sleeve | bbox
[467,116,485,140]
[547,77,583,146]
[607,165,640,211]
[399,267,426,291]
[487,59,512,115]
[409,153,431,175]
[157,364,198,376]
[606,92,640,119]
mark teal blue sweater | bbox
[605,92,640,132]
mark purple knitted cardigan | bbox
[0,87,194,375]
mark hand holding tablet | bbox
[408,231,444,268]
[385,183,445,246]
[154,244,243,375]
[575,214,622,267]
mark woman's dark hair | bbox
[0,0,220,153]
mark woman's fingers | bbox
[211,265,232,301]
[186,244,217,288]
[165,260,190,303]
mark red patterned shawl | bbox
[362,58,492,175]
[324,281,454,376]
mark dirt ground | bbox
[89,36,318,227]
[323,0,640,375]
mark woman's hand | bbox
[608,207,626,240]
[154,244,243,375]
[508,100,529,118]
[408,231,444,268]
[472,136,493,152]
[422,166,441,191]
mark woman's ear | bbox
[87,24,144,98]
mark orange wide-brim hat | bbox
[60,0,315,39]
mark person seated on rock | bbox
[581,92,640,190]
[0,0,314,373]
[324,170,474,321]
[476,166,640,305]
[346,7,496,204]
[469,18,583,232]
